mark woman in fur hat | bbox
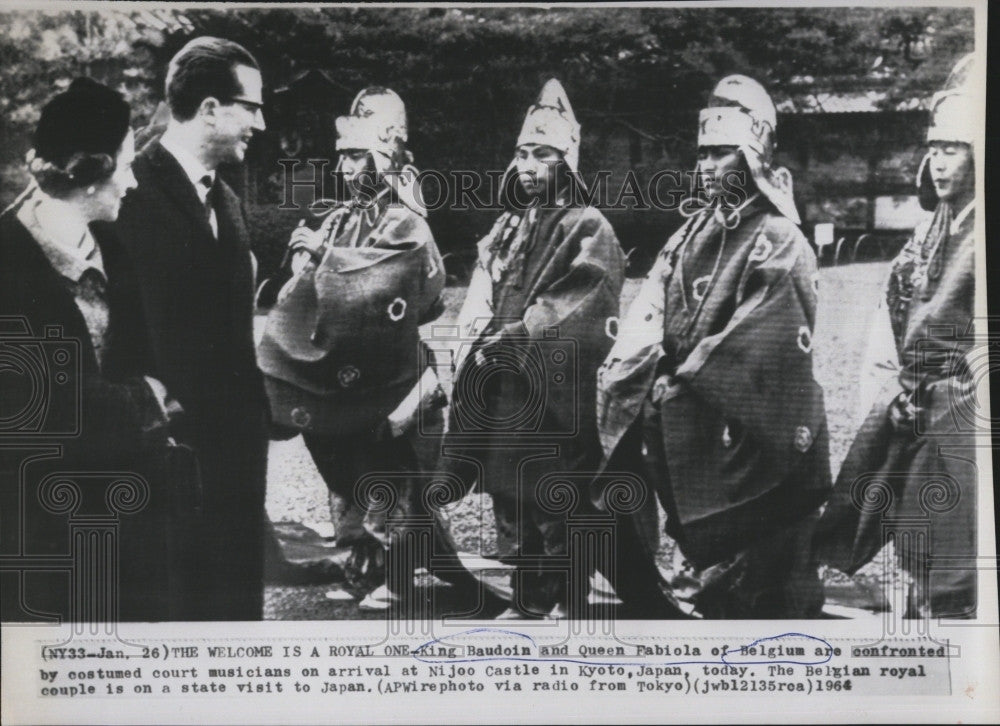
[1,79,183,621]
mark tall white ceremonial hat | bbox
[516,78,581,172]
[917,53,976,209]
[336,87,408,164]
[926,53,975,145]
[697,74,800,224]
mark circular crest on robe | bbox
[257,225,444,436]
[794,425,814,453]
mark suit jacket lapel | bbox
[143,142,215,240]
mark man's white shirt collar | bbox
[952,200,974,234]
[159,132,215,202]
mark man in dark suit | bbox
[110,37,269,620]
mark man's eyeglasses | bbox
[226,97,265,114]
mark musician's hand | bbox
[651,373,683,407]
[289,220,323,274]
[473,331,504,368]
[887,389,918,432]
[289,220,321,248]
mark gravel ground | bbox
[262,261,894,618]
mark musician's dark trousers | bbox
[303,428,421,549]
[491,494,568,616]
[302,416,485,604]
[640,399,824,619]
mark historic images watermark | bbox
[276,160,750,213]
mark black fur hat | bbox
[30,77,131,190]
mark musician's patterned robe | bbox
[260,195,496,605]
[293,197,443,548]
[443,201,625,614]
[815,201,977,618]
[597,198,831,618]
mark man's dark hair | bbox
[165,36,259,122]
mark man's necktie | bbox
[199,174,218,237]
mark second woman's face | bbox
[89,129,138,223]
[928,141,973,203]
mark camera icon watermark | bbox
[0,317,81,437]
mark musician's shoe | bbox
[359,584,401,611]
[546,602,569,620]
[495,607,545,621]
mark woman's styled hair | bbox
[165,36,259,122]
[29,77,131,198]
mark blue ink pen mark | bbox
[412,627,834,668]
[720,632,834,666]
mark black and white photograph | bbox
[0,1,996,724]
